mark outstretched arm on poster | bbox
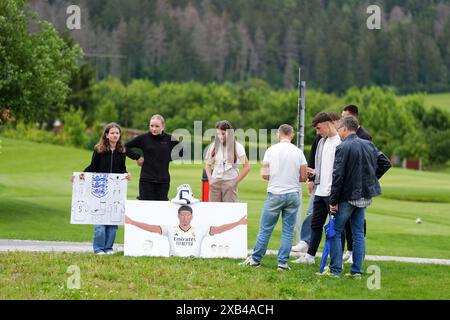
[209,215,247,236]
[125,215,162,234]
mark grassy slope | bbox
[1,137,450,259]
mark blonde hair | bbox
[150,114,165,126]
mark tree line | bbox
[29,0,450,93]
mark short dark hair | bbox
[328,112,340,121]
[339,116,359,132]
[311,112,332,127]
[278,124,294,136]
[178,205,193,214]
[343,105,359,117]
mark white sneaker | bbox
[345,256,353,264]
[105,250,115,255]
[239,256,261,268]
[95,251,106,255]
[343,251,352,261]
[291,241,309,253]
[292,254,315,264]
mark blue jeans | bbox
[93,225,118,253]
[329,202,366,275]
[252,192,300,264]
[299,186,316,244]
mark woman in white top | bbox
[205,120,250,202]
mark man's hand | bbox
[307,181,315,194]
[329,204,338,215]
[307,167,316,176]
[238,216,248,225]
[136,158,144,167]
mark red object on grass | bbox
[202,169,210,202]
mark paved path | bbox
[1,240,450,266]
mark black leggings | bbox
[307,196,330,256]
[139,181,170,201]
[341,219,367,252]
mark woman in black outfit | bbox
[73,122,130,254]
[125,114,182,201]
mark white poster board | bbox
[124,201,247,259]
[71,172,127,225]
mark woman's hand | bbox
[136,158,144,167]
[71,173,85,183]
[126,172,132,181]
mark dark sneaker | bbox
[239,256,261,268]
[277,263,291,271]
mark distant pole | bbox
[295,67,306,246]
[297,68,306,151]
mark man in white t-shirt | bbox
[293,112,341,264]
[240,124,308,271]
[125,205,247,257]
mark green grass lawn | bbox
[424,92,450,111]
[1,137,450,300]
[1,137,450,259]
[1,252,449,300]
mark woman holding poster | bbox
[205,120,250,202]
[125,114,183,201]
[73,122,130,255]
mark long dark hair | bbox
[94,122,126,153]
[210,120,237,163]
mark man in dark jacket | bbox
[341,104,372,264]
[327,116,391,277]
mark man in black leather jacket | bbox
[327,116,391,277]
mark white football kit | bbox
[161,225,211,257]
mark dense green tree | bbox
[0,0,81,123]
